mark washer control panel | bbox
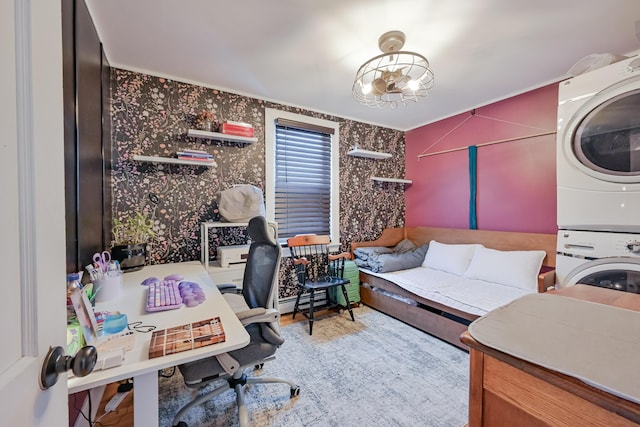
[558,230,640,258]
[626,240,640,253]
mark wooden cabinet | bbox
[461,337,640,427]
[461,286,640,427]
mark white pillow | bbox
[463,246,546,291]
[421,240,482,276]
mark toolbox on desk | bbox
[329,260,360,307]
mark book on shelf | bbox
[177,156,215,163]
[221,123,255,137]
[180,148,210,155]
[223,120,252,129]
[177,151,214,159]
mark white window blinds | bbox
[274,118,334,239]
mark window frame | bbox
[265,108,340,247]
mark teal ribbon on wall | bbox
[468,145,477,230]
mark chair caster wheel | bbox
[174,422,188,427]
[290,386,301,397]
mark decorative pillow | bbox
[392,238,417,254]
[421,240,481,276]
[463,246,546,291]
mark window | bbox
[265,109,339,244]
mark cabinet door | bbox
[63,0,111,273]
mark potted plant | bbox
[111,211,157,272]
[197,109,219,132]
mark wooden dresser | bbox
[460,285,640,427]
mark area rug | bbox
[158,305,469,427]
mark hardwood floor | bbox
[91,381,134,426]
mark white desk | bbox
[68,261,250,427]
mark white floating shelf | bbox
[347,147,392,159]
[371,176,413,184]
[188,129,257,144]
[133,155,216,167]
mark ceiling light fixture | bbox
[352,30,434,108]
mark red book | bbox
[221,123,254,137]
[223,120,252,129]
[178,156,215,163]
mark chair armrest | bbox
[217,283,240,294]
[236,307,281,326]
[293,257,310,266]
[329,252,352,261]
[537,267,556,293]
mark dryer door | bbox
[564,258,640,293]
[574,89,640,179]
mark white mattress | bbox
[362,266,534,316]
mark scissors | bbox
[93,251,111,272]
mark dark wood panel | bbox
[101,46,112,248]
[62,0,78,273]
[75,0,104,270]
[64,0,111,274]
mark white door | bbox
[0,1,68,425]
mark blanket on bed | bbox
[353,239,428,273]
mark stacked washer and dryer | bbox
[556,55,640,292]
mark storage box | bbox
[217,244,250,268]
[208,261,246,289]
[329,260,360,306]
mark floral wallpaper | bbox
[110,68,406,298]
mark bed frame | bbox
[351,227,557,350]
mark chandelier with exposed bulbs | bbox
[352,30,434,108]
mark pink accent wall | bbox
[405,84,558,234]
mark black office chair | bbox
[172,216,300,427]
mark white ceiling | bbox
[86,0,640,131]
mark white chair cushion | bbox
[421,240,481,276]
[463,246,546,291]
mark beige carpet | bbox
[158,305,469,426]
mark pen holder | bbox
[94,275,123,302]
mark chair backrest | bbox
[242,216,282,310]
[287,234,334,282]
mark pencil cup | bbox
[94,275,123,302]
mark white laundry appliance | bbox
[557,55,640,232]
[556,229,640,292]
